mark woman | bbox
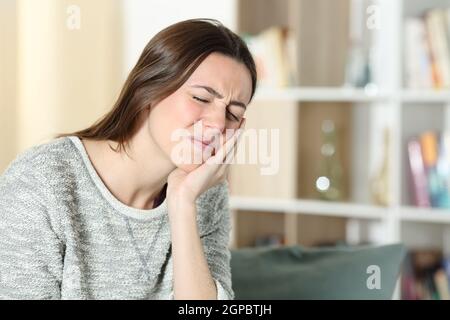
[0,18,257,299]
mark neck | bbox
[83,123,176,210]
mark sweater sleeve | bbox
[167,278,229,300]
[168,181,234,300]
[200,181,234,300]
[0,163,64,299]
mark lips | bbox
[190,137,217,155]
[191,137,213,147]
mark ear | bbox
[145,103,153,116]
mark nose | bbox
[203,101,226,135]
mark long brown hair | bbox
[56,18,257,153]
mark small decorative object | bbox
[315,120,344,201]
[344,40,370,88]
[371,127,391,206]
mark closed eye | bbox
[227,111,240,121]
[193,96,209,103]
[193,96,241,122]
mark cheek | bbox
[175,99,203,125]
[153,98,201,134]
[149,98,205,160]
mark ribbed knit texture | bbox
[0,136,233,300]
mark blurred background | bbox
[2,0,450,299]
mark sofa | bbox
[230,243,406,299]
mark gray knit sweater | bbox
[0,136,234,300]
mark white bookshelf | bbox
[400,90,450,102]
[253,86,391,102]
[230,196,387,219]
[401,207,450,224]
[254,87,450,103]
[230,0,450,263]
[231,196,450,224]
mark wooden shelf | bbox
[231,196,450,225]
[253,87,450,104]
[400,206,450,224]
[230,196,387,220]
[400,90,450,103]
[253,86,391,102]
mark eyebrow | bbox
[190,85,247,109]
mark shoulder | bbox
[0,136,79,200]
[1,136,76,176]
[0,137,79,236]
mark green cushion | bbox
[231,243,406,299]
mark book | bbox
[404,18,434,89]
[404,7,450,89]
[420,131,449,208]
[434,269,450,300]
[401,249,444,300]
[436,132,450,207]
[443,256,450,288]
[407,138,430,207]
[242,26,298,88]
[425,9,450,89]
[407,131,450,208]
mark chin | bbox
[176,162,202,173]
[175,149,212,172]
[169,139,214,172]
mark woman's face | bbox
[147,52,253,172]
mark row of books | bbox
[407,131,450,208]
[241,26,298,88]
[404,7,450,89]
[402,249,450,300]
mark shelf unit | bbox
[230,196,387,220]
[400,90,450,102]
[228,0,450,269]
[231,196,450,225]
[253,87,450,103]
[252,86,391,102]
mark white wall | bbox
[0,0,17,172]
[121,0,238,75]
[15,0,124,152]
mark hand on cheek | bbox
[167,118,246,208]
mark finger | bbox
[240,117,246,129]
[217,161,231,180]
[223,131,242,164]
[218,134,246,180]
[207,128,242,165]
[226,118,246,155]
[235,117,246,154]
[225,118,246,162]
[206,117,246,168]
[219,117,247,165]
